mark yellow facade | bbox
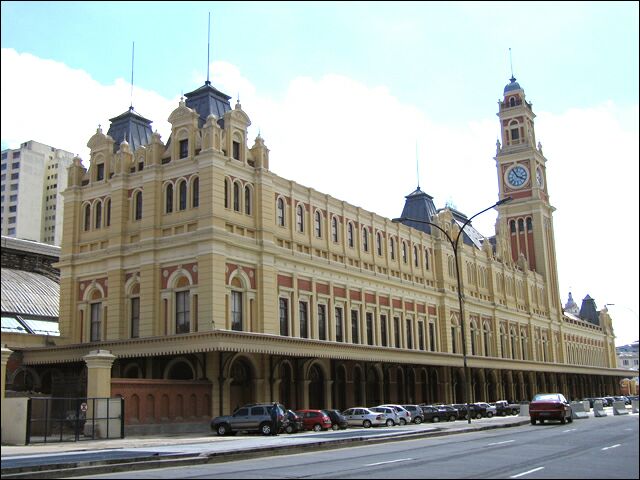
[13,79,634,424]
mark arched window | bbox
[84,204,91,231]
[390,237,395,260]
[276,198,285,226]
[94,201,102,229]
[510,220,516,234]
[362,227,369,252]
[165,183,173,213]
[331,216,338,242]
[424,248,429,269]
[347,222,354,247]
[402,241,408,264]
[296,204,304,232]
[233,182,240,212]
[376,232,382,256]
[105,198,111,227]
[509,120,520,143]
[192,177,199,208]
[413,245,419,267]
[244,185,252,215]
[526,217,533,231]
[178,180,187,211]
[314,210,322,238]
[509,97,516,107]
[224,178,229,209]
[518,218,524,232]
[134,191,143,220]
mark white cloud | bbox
[1,48,175,163]
[2,50,637,345]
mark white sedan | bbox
[342,407,387,428]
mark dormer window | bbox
[232,141,241,160]
[96,163,104,181]
[179,139,188,159]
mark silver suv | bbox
[211,403,287,436]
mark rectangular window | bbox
[90,302,101,342]
[335,306,343,342]
[351,309,359,344]
[380,314,387,347]
[176,290,190,333]
[418,321,425,350]
[394,317,400,348]
[10,172,18,180]
[232,141,241,160]
[299,301,308,338]
[96,163,104,181]
[366,312,373,345]
[451,326,457,354]
[179,139,188,159]
[429,323,436,351]
[406,319,413,349]
[318,304,327,341]
[130,297,140,338]
[231,291,243,331]
[279,298,289,336]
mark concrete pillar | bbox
[1,345,12,403]
[83,349,116,438]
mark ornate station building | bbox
[4,75,633,431]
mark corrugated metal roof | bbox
[1,268,59,317]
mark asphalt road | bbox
[80,414,638,479]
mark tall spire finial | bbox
[206,12,211,85]
[509,47,514,79]
[416,140,420,190]
[130,41,135,110]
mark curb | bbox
[1,420,530,479]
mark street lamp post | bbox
[393,196,512,424]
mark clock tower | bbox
[495,76,561,312]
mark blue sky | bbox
[1,1,638,346]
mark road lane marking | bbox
[602,444,621,451]
[365,458,412,466]
[562,428,577,432]
[510,467,544,478]
[487,440,515,446]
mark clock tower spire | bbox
[494,76,561,313]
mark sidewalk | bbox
[1,414,529,459]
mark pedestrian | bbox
[270,402,279,436]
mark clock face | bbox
[536,167,544,187]
[506,165,529,188]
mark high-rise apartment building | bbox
[0,140,75,245]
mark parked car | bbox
[614,395,631,405]
[284,409,304,434]
[342,407,387,428]
[370,406,400,426]
[402,405,425,424]
[603,396,615,407]
[420,405,448,423]
[474,402,496,418]
[211,403,287,436]
[322,409,349,430]
[379,404,412,425]
[452,403,484,420]
[493,400,519,416]
[433,404,459,421]
[295,409,333,431]
[529,393,572,425]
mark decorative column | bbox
[1,345,12,403]
[83,349,116,438]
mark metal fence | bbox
[26,397,124,444]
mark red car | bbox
[295,409,333,431]
[529,393,573,425]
